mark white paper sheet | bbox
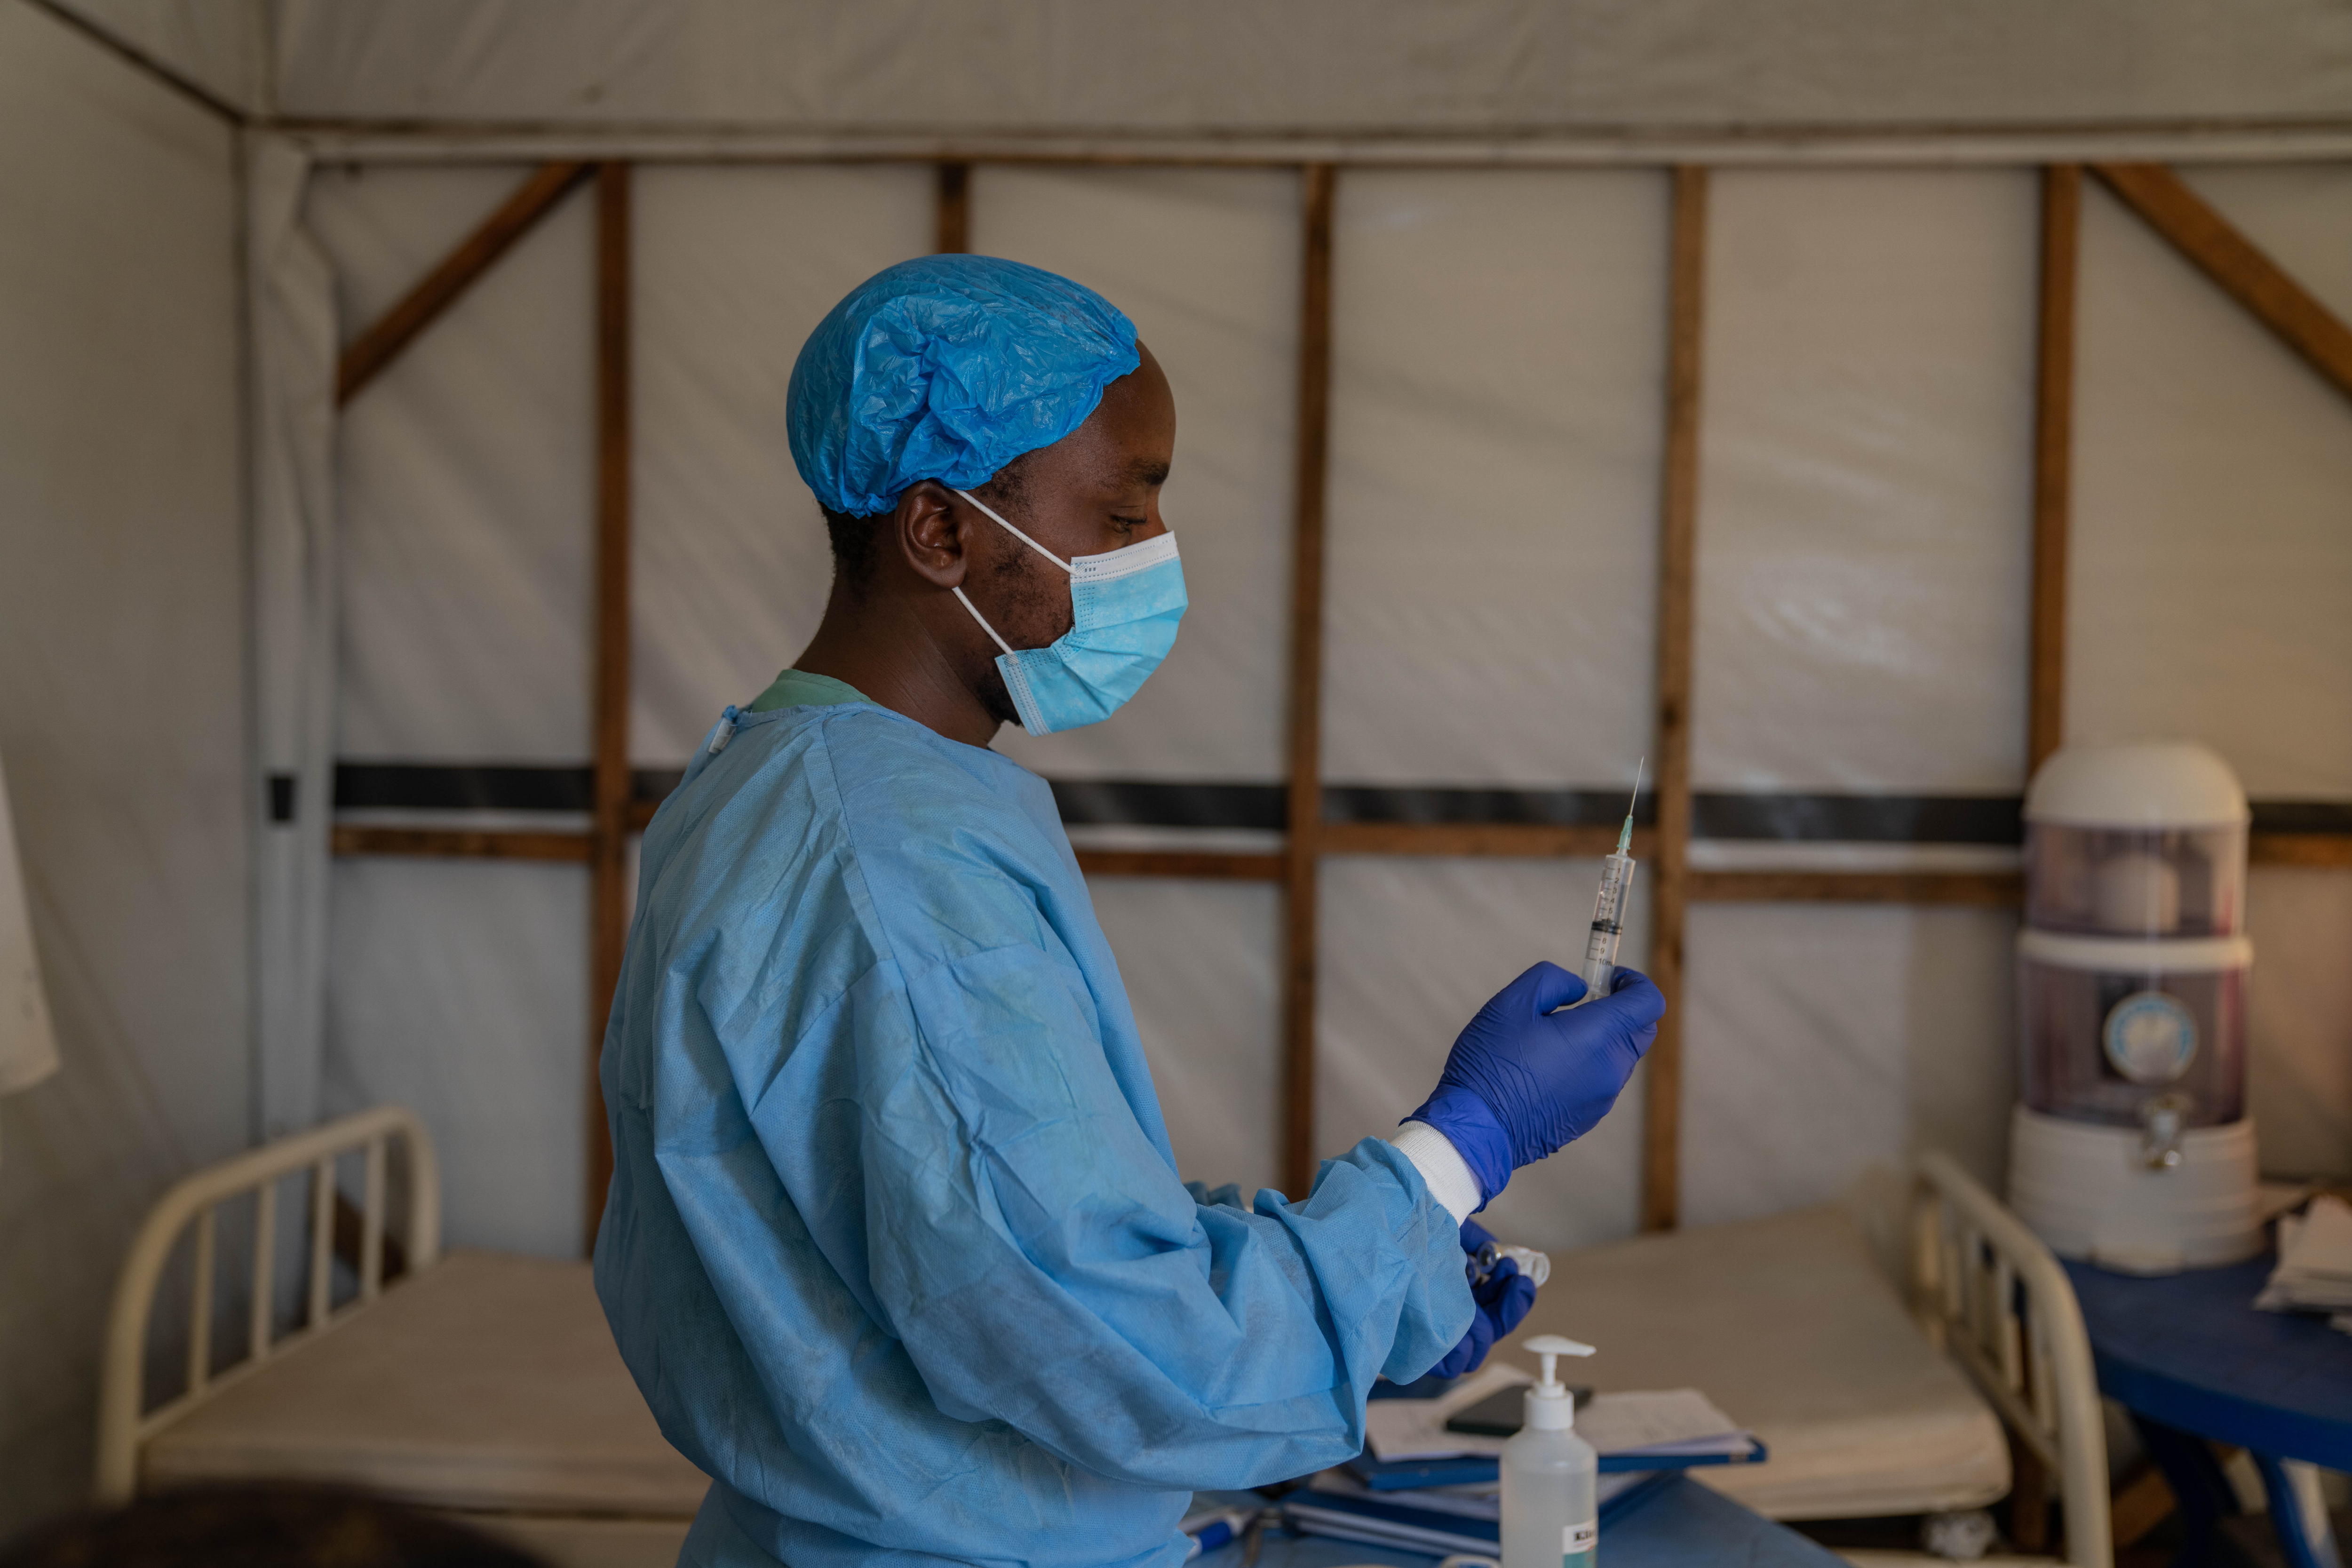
[2258,1196,2352,1314]
[1366,1363,1746,1463]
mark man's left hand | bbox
[1430,1220,1538,1379]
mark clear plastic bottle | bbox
[1502,1334,1599,1568]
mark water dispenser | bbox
[2007,741,2262,1274]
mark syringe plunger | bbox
[1574,761,1644,1004]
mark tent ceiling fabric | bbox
[52,0,2352,137]
[40,0,270,116]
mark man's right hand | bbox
[1402,962,1665,1206]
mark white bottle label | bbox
[1564,1518,1597,1566]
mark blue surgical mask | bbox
[949,488,1187,737]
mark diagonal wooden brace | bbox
[2092,163,2352,405]
[337,160,595,405]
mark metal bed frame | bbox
[1909,1150,2112,1568]
[95,1105,441,1503]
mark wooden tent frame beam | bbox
[584,164,634,1245]
[936,162,973,253]
[337,161,595,405]
[1638,167,1707,1232]
[2028,166,2081,774]
[325,153,2352,1250]
[1279,164,1339,1198]
[2092,162,2352,404]
[333,822,2348,875]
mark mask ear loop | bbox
[952,586,1020,659]
[949,487,1073,657]
[954,489,1075,575]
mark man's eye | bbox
[1111,514,1147,531]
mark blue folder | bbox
[1343,1434,1768,1491]
[1285,1470,1681,1554]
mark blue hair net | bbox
[787,254,1141,518]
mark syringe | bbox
[1574,761,1644,1007]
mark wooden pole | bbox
[1075,850,1286,881]
[338,162,595,405]
[2251,834,2352,868]
[2029,166,2080,774]
[937,162,972,254]
[585,162,633,1252]
[1280,164,1337,1200]
[1640,167,1708,1235]
[2091,163,2352,405]
[1690,870,2022,906]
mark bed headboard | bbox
[94,1105,440,1503]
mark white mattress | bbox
[143,1214,2001,1525]
[143,1250,709,1517]
[1503,1204,2010,1520]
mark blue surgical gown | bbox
[594,697,1473,1568]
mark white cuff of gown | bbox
[1388,1120,1482,1227]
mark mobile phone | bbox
[1443,1384,1592,1438]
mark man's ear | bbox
[893,482,967,589]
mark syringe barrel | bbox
[1576,852,1637,1003]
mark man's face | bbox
[961,341,1176,722]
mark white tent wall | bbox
[296,148,2352,1267]
[631,165,932,761]
[977,165,1300,785]
[0,0,246,1531]
[318,164,598,766]
[302,163,599,1253]
[2069,171,2352,795]
[1674,167,2038,1226]
[1681,903,2018,1234]
[1324,167,1664,788]
[1311,166,1666,1252]
[1693,168,2037,797]
[2070,167,2352,1183]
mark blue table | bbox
[2066,1254,2352,1568]
[1200,1475,1847,1568]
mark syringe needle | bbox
[1618,758,1646,853]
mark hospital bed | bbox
[1505,1151,2110,1567]
[95,1106,704,1568]
[100,1109,2109,1568]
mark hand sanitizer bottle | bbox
[1502,1333,1598,1568]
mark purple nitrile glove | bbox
[1430,1219,1537,1380]
[1405,963,1665,1205]
[1459,1215,1501,1271]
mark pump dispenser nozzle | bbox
[1523,1333,1597,1431]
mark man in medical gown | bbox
[595,255,1665,1568]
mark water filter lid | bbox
[2017,928,2252,973]
[2026,741,2249,829]
[1523,1333,1595,1431]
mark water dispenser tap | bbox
[2139,1094,2191,1170]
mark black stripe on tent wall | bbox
[337,762,680,814]
[332,764,2352,842]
